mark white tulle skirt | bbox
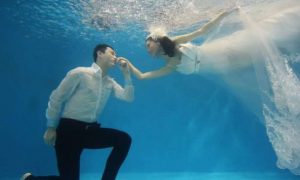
[177,1,300,175]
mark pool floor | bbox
[8,172,300,180]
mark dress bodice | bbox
[176,43,201,75]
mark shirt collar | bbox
[91,63,102,74]
[91,63,111,80]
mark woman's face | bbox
[146,39,160,56]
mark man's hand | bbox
[43,127,56,146]
[117,57,130,74]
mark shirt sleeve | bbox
[112,78,134,102]
[45,69,81,128]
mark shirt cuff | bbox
[125,79,133,86]
[47,119,59,128]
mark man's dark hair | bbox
[93,44,114,62]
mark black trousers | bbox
[28,118,131,180]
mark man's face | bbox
[98,47,117,67]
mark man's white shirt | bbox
[46,63,134,128]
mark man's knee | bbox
[119,132,132,148]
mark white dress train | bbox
[176,2,300,175]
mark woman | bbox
[121,1,300,175]
[124,9,240,80]
[122,4,300,80]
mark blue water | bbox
[0,1,299,180]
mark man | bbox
[21,44,134,180]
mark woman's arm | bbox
[119,58,176,80]
[172,10,235,44]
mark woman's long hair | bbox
[148,36,176,57]
[158,36,176,57]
